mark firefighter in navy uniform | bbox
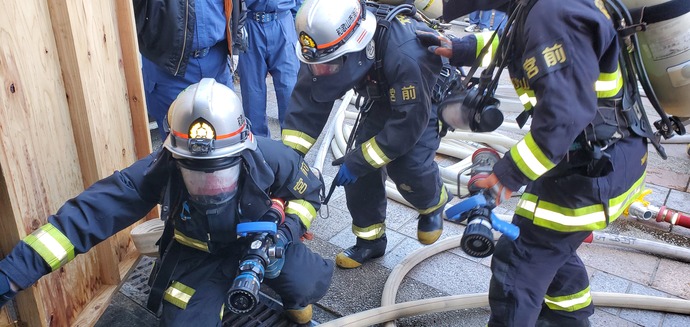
[281,0,450,269]
[0,78,334,326]
[418,0,649,326]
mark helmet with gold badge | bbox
[164,78,255,205]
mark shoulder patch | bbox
[522,38,571,84]
[389,82,420,105]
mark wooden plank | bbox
[114,0,152,161]
[113,0,160,221]
[0,1,90,325]
[0,0,150,326]
[69,285,118,327]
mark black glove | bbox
[415,30,453,58]
[0,272,17,308]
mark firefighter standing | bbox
[0,79,333,326]
[281,0,450,269]
[419,0,649,325]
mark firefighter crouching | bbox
[281,0,451,269]
[419,0,649,325]
[0,78,334,326]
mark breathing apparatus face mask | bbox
[176,156,242,206]
[307,56,345,76]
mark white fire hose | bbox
[311,94,690,327]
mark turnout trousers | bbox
[344,110,447,241]
[488,136,648,326]
[156,224,333,326]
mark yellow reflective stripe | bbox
[174,229,209,252]
[418,186,449,215]
[510,132,556,180]
[362,137,390,168]
[516,173,646,232]
[23,223,76,271]
[534,201,608,231]
[595,67,623,98]
[352,223,385,240]
[516,87,537,110]
[544,286,592,312]
[164,281,196,310]
[281,129,315,155]
[608,173,646,221]
[220,303,225,320]
[285,199,317,229]
[514,193,538,219]
[475,31,498,68]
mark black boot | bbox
[417,212,443,245]
[335,235,387,269]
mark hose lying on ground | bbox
[311,95,690,327]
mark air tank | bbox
[620,0,690,118]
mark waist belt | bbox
[250,11,288,23]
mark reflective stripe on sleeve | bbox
[516,87,537,111]
[22,223,76,271]
[475,31,499,68]
[352,223,385,240]
[510,131,556,180]
[595,66,623,98]
[362,137,390,169]
[164,281,196,310]
[286,199,317,229]
[544,286,592,312]
[281,129,315,155]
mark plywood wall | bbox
[0,1,151,326]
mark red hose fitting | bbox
[656,205,690,229]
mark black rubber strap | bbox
[629,0,690,25]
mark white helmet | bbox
[295,0,377,64]
[164,78,256,160]
[164,78,256,205]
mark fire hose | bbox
[311,95,690,327]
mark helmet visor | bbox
[177,158,241,205]
[307,56,344,76]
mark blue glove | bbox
[0,272,17,308]
[334,164,358,186]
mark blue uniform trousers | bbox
[238,11,299,137]
[143,41,233,140]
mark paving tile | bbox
[589,269,630,316]
[590,309,639,327]
[405,251,492,296]
[662,312,690,327]
[666,189,690,214]
[618,283,668,327]
[578,241,659,285]
[653,258,690,299]
[309,206,352,241]
[394,278,491,327]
